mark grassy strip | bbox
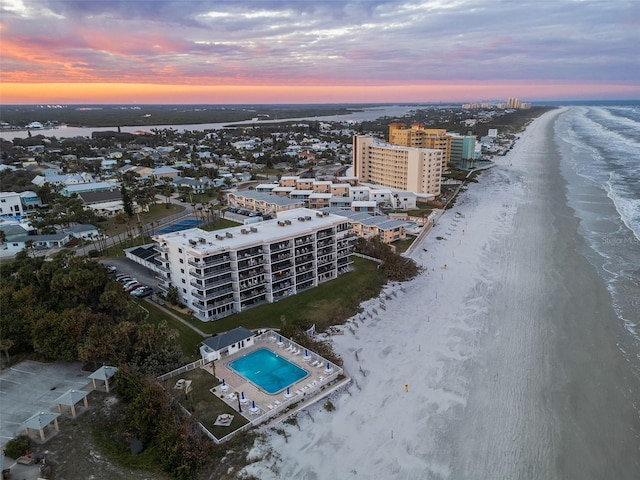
[137,299,203,360]
[392,235,416,253]
[177,256,385,336]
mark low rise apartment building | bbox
[153,208,355,322]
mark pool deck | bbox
[205,332,345,424]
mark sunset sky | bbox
[1,0,639,104]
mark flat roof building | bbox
[388,123,452,166]
[352,135,443,196]
[153,208,356,322]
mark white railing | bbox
[156,358,205,381]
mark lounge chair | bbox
[268,404,274,410]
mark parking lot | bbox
[0,361,89,445]
[100,257,157,294]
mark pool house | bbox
[200,326,255,362]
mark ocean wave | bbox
[605,171,640,242]
[556,106,640,348]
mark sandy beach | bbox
[242,109,640,480]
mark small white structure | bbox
[199,326,255,362]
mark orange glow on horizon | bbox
[2,82,639,104]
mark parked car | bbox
[124,282,143,293]
[130,286,153,298]
[106,265,117,274]
[122,279,139,289]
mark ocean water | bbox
[555,105,640,370]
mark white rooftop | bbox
[156,208,348,254]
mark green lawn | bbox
[163,368,249,439]
[179,256,385,336]
[137,299,204,360]
[392,235,416,253]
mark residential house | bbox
[0,192,24,217]
[19,191,43,211]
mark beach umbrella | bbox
[252,400,256,409]
[222,379,226,386]
[241,391,245,400]
[304,349,309,357]
[279,335,283,342]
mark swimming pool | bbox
[228,348,308,395]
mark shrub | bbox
[4,434,31,459]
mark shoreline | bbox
[242,109,567,478]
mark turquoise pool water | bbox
[228,348,308,394]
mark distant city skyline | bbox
[2,0,639,104]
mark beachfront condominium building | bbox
[153,208,355,321]
[352,135,443,197]
[449,134,477,164]
[388,123,452,166]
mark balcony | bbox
[237,248,263,259]
[240,287,267,301]
[272,269,293,279]
[194,296,235,310]
[296,272,315,283]
[156,263,170,273]
[270,242,291,253]
[188,255,231,268]
[297,279,315,291]
[156,244,169,253]
[272,279,293,293]
[238,268,265,282]
[191,286,235,301]
[270,258,293,270]
[317,255,334,265]
[270,251,292,262]
[294,236,314,246]
[189,265,232,279]
[190,275,232,289]
[237,258,265,271]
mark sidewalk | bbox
[143,298,208,337]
